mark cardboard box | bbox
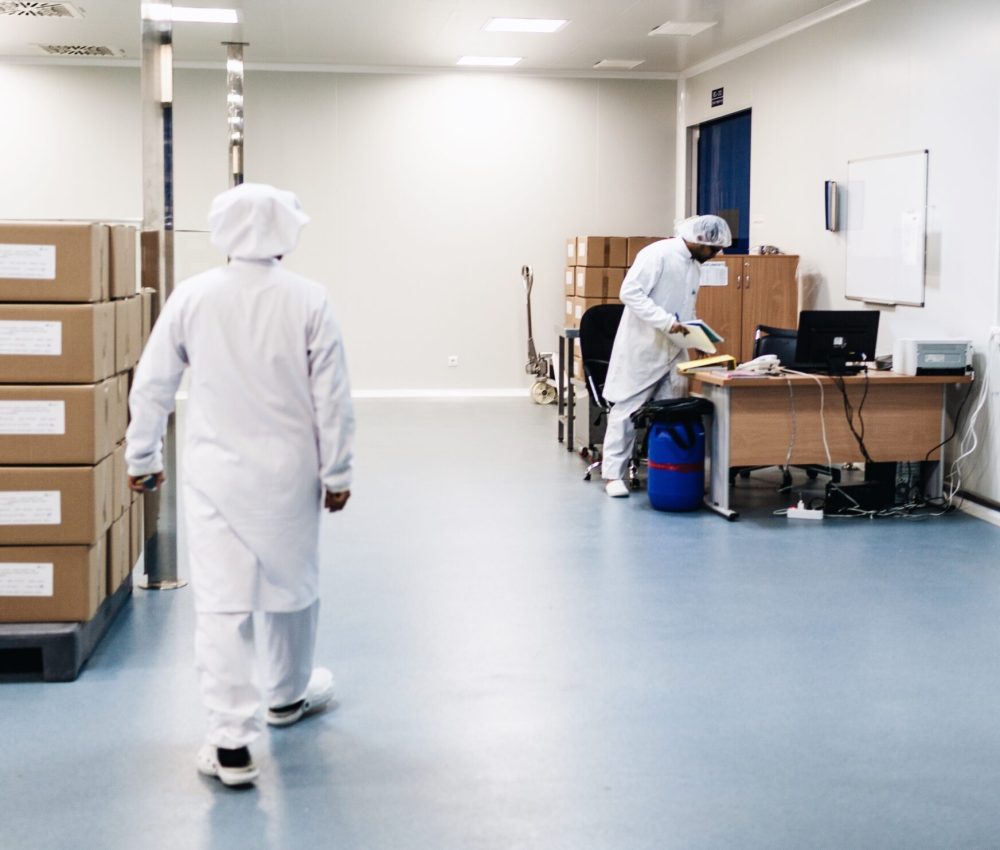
[0,302,115,384]
[576,267,626,299]
[564,268,576,296]
[140,230,160,290]
[114,296,142,372]
[626,236,666,266]
[0,455,113,545]
[0,540,106,623]
[0,222,109,303]
[110,443,129,522]
[565,295,617,329]
[566,238,578,266]
[575,237,627,268]
[0,378,121,465]
[109,225,137,300]
[105,512,129,595]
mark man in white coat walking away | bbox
[601,215,731,497]
[126,183,355,787]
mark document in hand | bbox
[667,319,724,354]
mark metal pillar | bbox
[139,2,185,590]
[223,42,247,187]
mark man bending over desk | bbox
[601,215,732,498]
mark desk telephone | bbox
[735,354,782,375]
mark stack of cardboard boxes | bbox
[0,223,153,623]
[564,235,665,380]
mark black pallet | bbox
[0,574,132,682]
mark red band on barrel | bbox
[648,460,703,473]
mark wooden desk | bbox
[690,370,973,519]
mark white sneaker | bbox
[266,667,336,727]
[196,744,260,787]
[605,479,630,498]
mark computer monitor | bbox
[794,310,880,374]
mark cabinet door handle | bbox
[744,276,751,290]
[736,274,742,289]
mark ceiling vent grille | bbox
[0,2,85,17]
[35,44,124,57]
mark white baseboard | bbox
[957,498,1000,528]
[351,388,530,399]
[175,388,530,402]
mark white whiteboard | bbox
[845,150,928,306]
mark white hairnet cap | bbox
[208,182,311,259]
[675,215,732,248]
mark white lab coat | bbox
[125,258,354,613]
[602,238,701,404]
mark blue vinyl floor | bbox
[3,398,1000,850]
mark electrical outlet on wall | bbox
[447,355,459,367]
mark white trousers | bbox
[602,377,683,481]
[194,600,320,749]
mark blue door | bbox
[697,109,751,255]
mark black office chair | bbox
[731,324,840,487]
[753,324,797,363]
[577,303,625,482]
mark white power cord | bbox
[781,369,833,473]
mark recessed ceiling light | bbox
[593,59,645,70]
[484,18,569,34]
[142,4,239,24]
[648,20,716,37]
[456,56,522,67]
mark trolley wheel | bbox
[580,447,590,459]
[584,472,592,481]
[628,477,642,491]
[531,381,557,405]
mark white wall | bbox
[0,64,676,392]
[680,0,1000,504]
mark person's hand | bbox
[669,322,690,335]
[128,472,165,492]
[325,490,351,513]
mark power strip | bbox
[787,501,823,520]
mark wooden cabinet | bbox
[696,255,799,363]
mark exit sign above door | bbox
[711,88,724,107]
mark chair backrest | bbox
[753,324,797,363]
[578,303,625,408]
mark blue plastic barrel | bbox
[647,420,706,512]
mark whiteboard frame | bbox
[844,149,928,307]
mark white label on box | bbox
[700,262,729,287]
[0,562,54,597]
[565,269,573,287]
[0,321,62,356]
[567,242,575,260]
[566,300,572,315]
[0,491,61,525]
[0,244,56,280]
[576,270,585,288]
[0,401,66,435]
[578,240,588,259]
[575,304,584,319]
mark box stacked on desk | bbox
[0,222,147,623]
[564,235,666,380]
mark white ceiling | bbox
[0,0,866,75]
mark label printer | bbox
[892,339,973,376]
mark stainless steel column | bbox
[223,42,247,187]
[139,2,185,590]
